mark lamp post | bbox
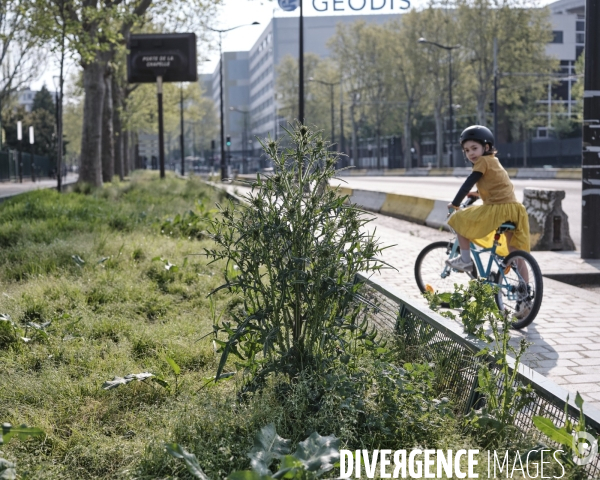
[230,106,250,173]
[582,0,600,259]
[207,22,260,181]
[180,83,185,176]
[17,121,22,183]
[308,77,339,149]
[29,126,35,182]
[418,38,460,167]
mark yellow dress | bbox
[447,155,531,254]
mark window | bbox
[576,46,584,59]
[576,33,585,44]
[576,20,585,32]
[551,31,563,43]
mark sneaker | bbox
[445,256,473,273]
[514,298,533,320]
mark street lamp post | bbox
[17,121,22,183]
[29,126,35,182]
[180,83,185,176]
[207,22,259,181]
[308,77,339,149]
[230,106,250,173]
[418,38,460,167]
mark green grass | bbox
[0,172,567,479]
[0,172,238,478]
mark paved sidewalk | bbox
[0,175,78,200]
[226,184,600,411]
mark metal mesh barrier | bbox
[356,273,600,477]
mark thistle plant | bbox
[205,124,389,386]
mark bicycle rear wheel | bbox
[415,241,477,307]
[494,250,543,329]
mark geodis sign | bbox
[278,0,410,12]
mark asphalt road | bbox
[330,176,583,249]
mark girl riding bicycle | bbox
[446,126,532,316]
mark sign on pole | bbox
[127,33,197,179]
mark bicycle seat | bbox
[497,222,516,233]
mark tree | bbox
[275,53,334,142]
[329,21,396,169]
[30,86,57,157]
[387,13,430,168]
[0,0,44,148]
[30,0,220,186]
[32,85,56,116]
[457,0,556,127]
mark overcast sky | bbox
[31,0,555,91]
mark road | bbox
[0,175,78,199]
[330,176,583,249]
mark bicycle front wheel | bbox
[415,241,477,306]
[494,250,543,329]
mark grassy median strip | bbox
[0,167,570,479]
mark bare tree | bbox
[0,0,44,145]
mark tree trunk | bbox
[376,126,381,170]
[403,111,411,169]
[112,75,124,180]
[123,128,130,176]
[101,71,114,183]
[350,102,358,167]
[476,97,487,126]
[434,103,444,168]
[80,59,106,186]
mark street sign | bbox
[278,0,298,11]
[127,33,197,83]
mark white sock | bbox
[460,249,471,263]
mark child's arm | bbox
[450,171,483,207]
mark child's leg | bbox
[504,232,529,283]
[457,234,472,263]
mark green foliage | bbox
[465,313,534,449]
[205,124,388,386]
[167,425,340,480]
[532,393,597,477]
[0,423,44,480]
[425,279,499,340]
[160,200,217,240]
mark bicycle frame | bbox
[443,216,526,300]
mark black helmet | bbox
[459,125,494,148]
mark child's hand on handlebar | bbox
[447,203,459,216]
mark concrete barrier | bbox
[516,168,559,179]
[349,189,387,212]
[336,167,581,179]
[425,200,451,230]
[380,193,435,224]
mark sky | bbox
[31,0,556,91]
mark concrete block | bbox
[380,193,435,224]
[516,168,557,179]
[425,200,451,230]
[523,188,575,251]
[349,189,387,212]
[555,169,582,180]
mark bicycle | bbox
[414,197,543,329]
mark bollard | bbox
[523,188,575,251]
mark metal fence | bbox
[0,150,55,182]
[357,272,600,477]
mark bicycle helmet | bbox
[459,125,494,148]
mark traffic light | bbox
[211,139,215,150]
[226,136,231,147]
